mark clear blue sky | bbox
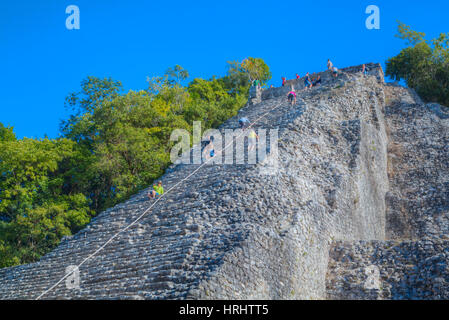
[1,0,448,138]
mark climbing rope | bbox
[36,96,289,300]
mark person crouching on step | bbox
[148,181,164,199]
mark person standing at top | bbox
[304,72,312,89]
[282,77,286,86]
[327,59,333,71]
[362,64,368,76]
[296,74,300,79]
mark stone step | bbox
[326,239,449,300]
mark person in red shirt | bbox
[296,74,300,79]
[282,77,286,86]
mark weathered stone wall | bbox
[326,239,449,299]
[325,83,449,300]
[383,86,449,240]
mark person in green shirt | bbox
[148,181,164,199]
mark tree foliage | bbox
[227,57,272,86]
[0,123,16,142]
[0,136,92,267]
[386,22,449,107]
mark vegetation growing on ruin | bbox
[386,22,449,107]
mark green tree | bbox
[386,22,449,106]
[165,64,189,85]
[227,57,272,86]
[0,136,92,266]
[0,137,78,220]
[61,76,123,146]
[0,123,16,142]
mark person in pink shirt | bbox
[287,87,297,106]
